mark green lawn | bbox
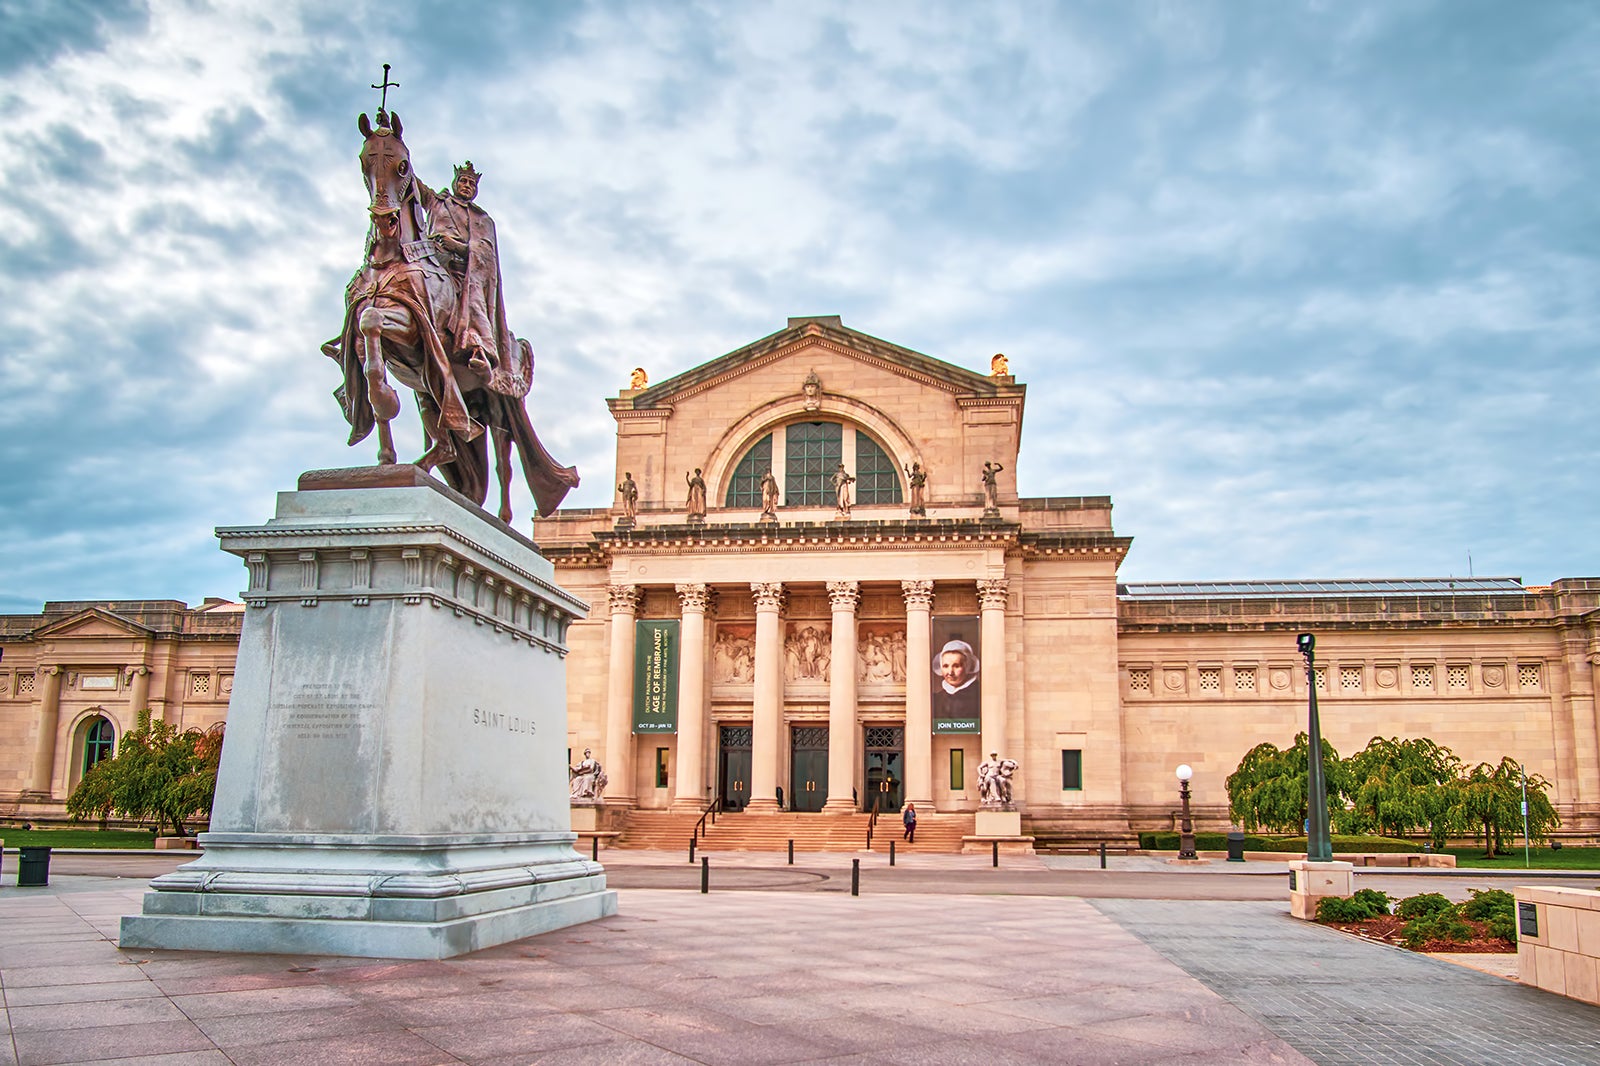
[0,828,165,849]
[1445,846,1600,871]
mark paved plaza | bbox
[3,851,1600,1065]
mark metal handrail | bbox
[694,796,724,842]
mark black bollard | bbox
[788,839,794,865]
[992,840,999,867]
[701,855,709,894]
[689,837,696,864]
[592,835,599,862]
[1099,841,1107,869]
[889,840,896,866]
[851,857,860,896]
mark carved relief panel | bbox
[784,622,832,683]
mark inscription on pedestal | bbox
[282,683,375,742]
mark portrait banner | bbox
[633,619,680,733]
[930,615,981,734]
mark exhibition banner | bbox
[633,619,680,733]
[930,615,981,733]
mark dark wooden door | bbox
[719,725,752,811]
[864,726,904,812]
[790,726,829,812]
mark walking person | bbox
[902,801,917,844]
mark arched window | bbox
[724,421,905,509]
[855,433,902,505]
[723,433,772,507]
[83,717,114,775]
[785,422,842,505]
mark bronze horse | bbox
[323,109,578,521]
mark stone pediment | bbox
[620,316,1004,411]
[30,608,154,641]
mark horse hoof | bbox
[498,503,513,523]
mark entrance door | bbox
[863,726,904,813]
[719,725,752,811]
[789,726,829,812]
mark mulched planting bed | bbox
[1322,914,1515,953]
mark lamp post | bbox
[1297,633,1333,863]
[1176,764,1198,860]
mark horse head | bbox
[357,110,416,249]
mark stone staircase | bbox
[616,810,976,853]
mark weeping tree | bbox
[1458,757,1559,856]
[1339,736,1463,848]
[1226,732,1346,834]
[66,711,225,837]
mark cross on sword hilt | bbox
[371,63,399,114]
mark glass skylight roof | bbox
[1117,577,1525,599]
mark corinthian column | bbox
[823,581,860,812]
[27,665,64,796]
[603,584,643,806]
[746,581,785,813]
[902,580,934,808]
[672,584,711,811]
[978,578,1010,767]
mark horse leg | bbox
[357,306,402,464]
[493,426,514,523]
[414,395,457,474]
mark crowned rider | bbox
[420,161,527,390]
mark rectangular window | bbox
[1234,667,1256,693]
[1128,667,1152,694]
[1411,664,1434,690]
[784,422,842,505]
[1518,663,1541,691]
[950,748,964,790]
[1340,666,1363,692]
[1197,667,1221,693]
[655,747,669,789]
[1061,749,1083,791]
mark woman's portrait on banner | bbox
[930,617,980,733]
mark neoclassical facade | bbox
[3,317,1597,839]
[532,317,1600,838]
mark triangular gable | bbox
[630,316,1000,409]
[31,607,155,641]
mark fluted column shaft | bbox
[978,579,1010,766]
[603,584,643,805]
[747,582,785,813]
[28,666,63,795]
[673,584,711,811]
[823,581,860,812]
[902,580,935,807]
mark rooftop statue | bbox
[321,83,578,523]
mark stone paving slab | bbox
[1093,898,1600,1066]
[2,884,1310,1065]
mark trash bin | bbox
[1226,830,1246,863]
[18,846,50,887]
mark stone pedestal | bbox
[120,468,617,959]
[1287,859,1355,920]
[962,809,1035,854]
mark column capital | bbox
[826,580,860,613]
[41,664,62,678]
[751,581,785,613]
[608,584,643,614]
[675,583,712,614]
[901,579,934,612]
[978,578,1010,611]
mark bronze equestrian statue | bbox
[322,106,578,522]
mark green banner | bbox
[633,619,680,734]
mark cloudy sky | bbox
[1,0,1596,612]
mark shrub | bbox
[1317,892,1389,922]
[1484,913,1517,944]
[1395,893,1454,920]
[1401,908,1473,948]
[1350,888,1392,914]
[1460,888,1516,922]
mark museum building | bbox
[2,316,1597,844]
